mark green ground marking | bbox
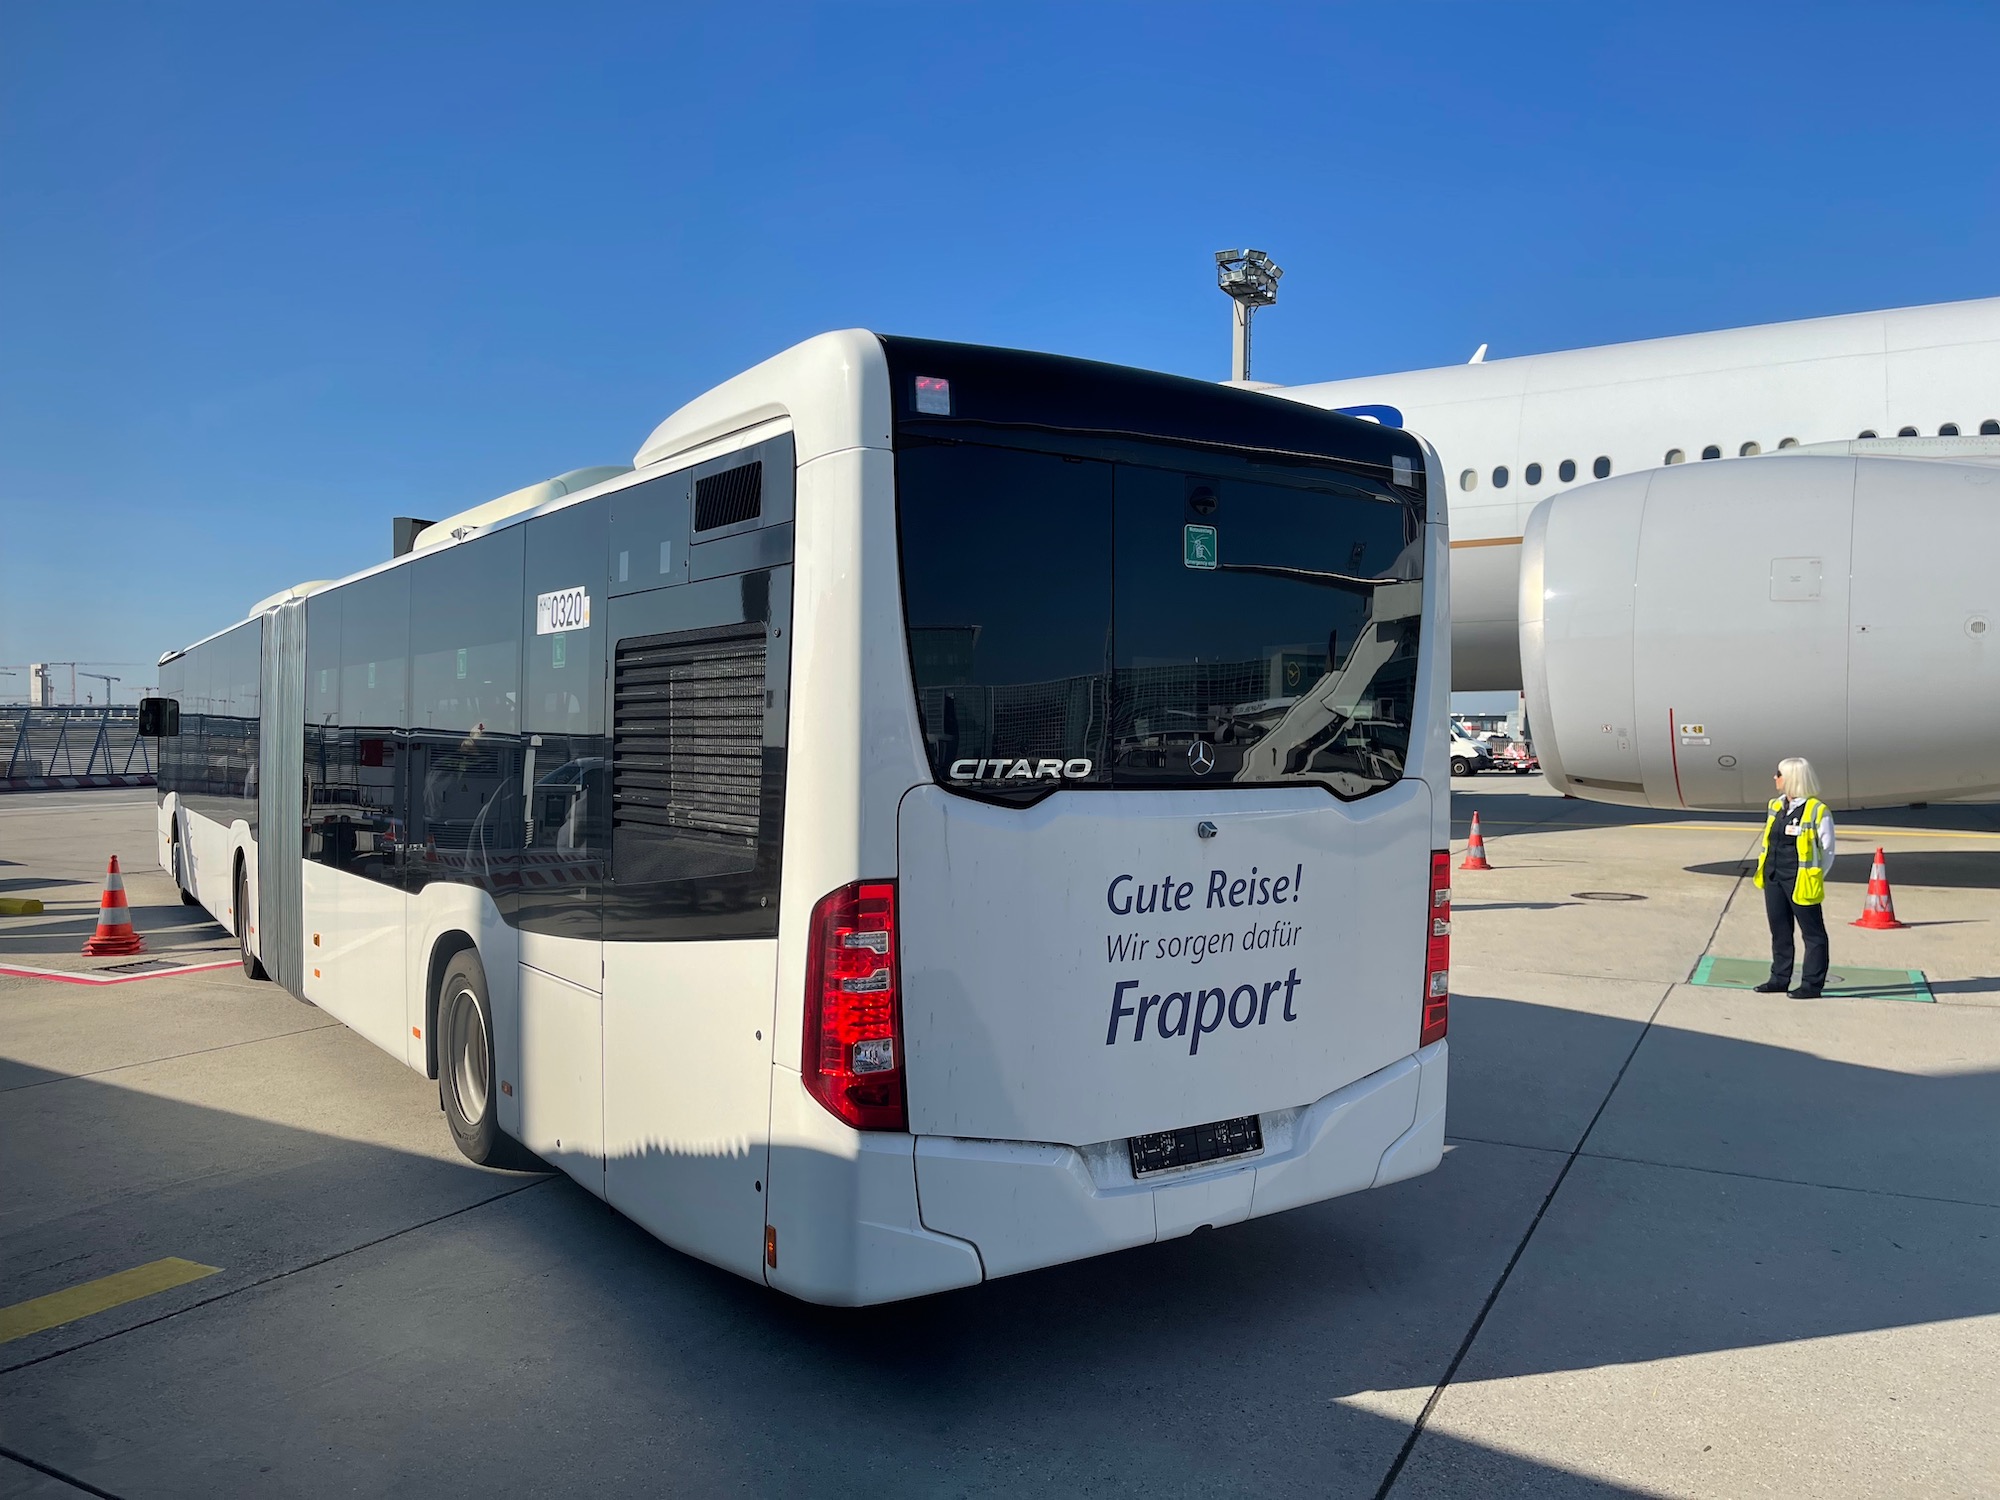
[1690,954,1933,1002]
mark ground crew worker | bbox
[1753,756,1836,998]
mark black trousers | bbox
[1764,880,1829,990]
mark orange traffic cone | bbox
[1460,811,1492,871]
[1851,847,1907,930]
[81,855,146,956]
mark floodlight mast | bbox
[1215,248,1282,382]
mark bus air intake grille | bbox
[694,461,762,532]
[612,625,768,872]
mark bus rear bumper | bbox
[913,1040,1447,1283]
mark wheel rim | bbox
[449,984,489,1121]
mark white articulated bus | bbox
[148,332,1453,1305]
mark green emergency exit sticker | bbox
[552,633,566,668]
[456,648,468,679]
[1184,524,1217,570]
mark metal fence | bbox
[0,704,155,789]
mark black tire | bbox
[438,950,534,1169]
[1450,756,1471,777]
[235,866,268,981]
[173,834,199,905]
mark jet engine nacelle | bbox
[1520,453,2000,811]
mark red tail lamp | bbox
[802,881,907,1131]
[1422,850,1450,1047]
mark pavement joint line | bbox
[0,1175,552,1378]
[0,1021,340,1096]
[1447,1131,2000,1209]
[0,1443,124,1499]
[1375,856,1753,1498]
[1373,980,1676,1500]
[1442,1133,1584,1157]
[1572,1147,2000,1212]
[0,1258,221,1345]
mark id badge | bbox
[1784,821,1802,837]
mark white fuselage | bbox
[1277,296,2000,690]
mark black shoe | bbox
[1752,980,1789,993]
[1789,986,1823,1000]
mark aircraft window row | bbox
[1459,420,2000,493]
[1857,422,1999,438]
[1664,437,1801,464]
[1458,454,1612,491]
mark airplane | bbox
[1273,296,2000,811]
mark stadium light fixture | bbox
[1215,248,1282,383]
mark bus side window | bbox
[408,529,524,899]
[304,591,341,867]
[331,568,410,886]
[519,499,612,941]
[154,658,184,796]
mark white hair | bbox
[1777,757,1821,799]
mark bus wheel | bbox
[235,867,268,981]
[173,835,199,906]
[438,950,529,1168]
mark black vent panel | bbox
[694,461,762,532]
[613,626,767,874]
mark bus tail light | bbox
[802,881,907,1131]
[1422,850,1450,1047]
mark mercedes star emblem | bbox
[1188,740,1215,775]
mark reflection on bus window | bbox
[899,439,1424,802]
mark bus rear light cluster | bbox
[802,881,907,1131]
[1422,850,1450,1047]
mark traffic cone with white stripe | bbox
[81,855,146,956]
[1851,847,1907,930]
[1460,811,1492,871]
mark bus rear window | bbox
[896,438,1424,801]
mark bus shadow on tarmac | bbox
[1685,849,2000,890]
[0,905,228,957]
[2,989,1996,1496]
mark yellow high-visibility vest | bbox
[1753,795,1829,906]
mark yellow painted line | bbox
[0,1256,221,1344]
[1449,535,1523,549]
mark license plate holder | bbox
[1129,1114,1263,1178]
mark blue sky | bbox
[4,2,1997,699]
